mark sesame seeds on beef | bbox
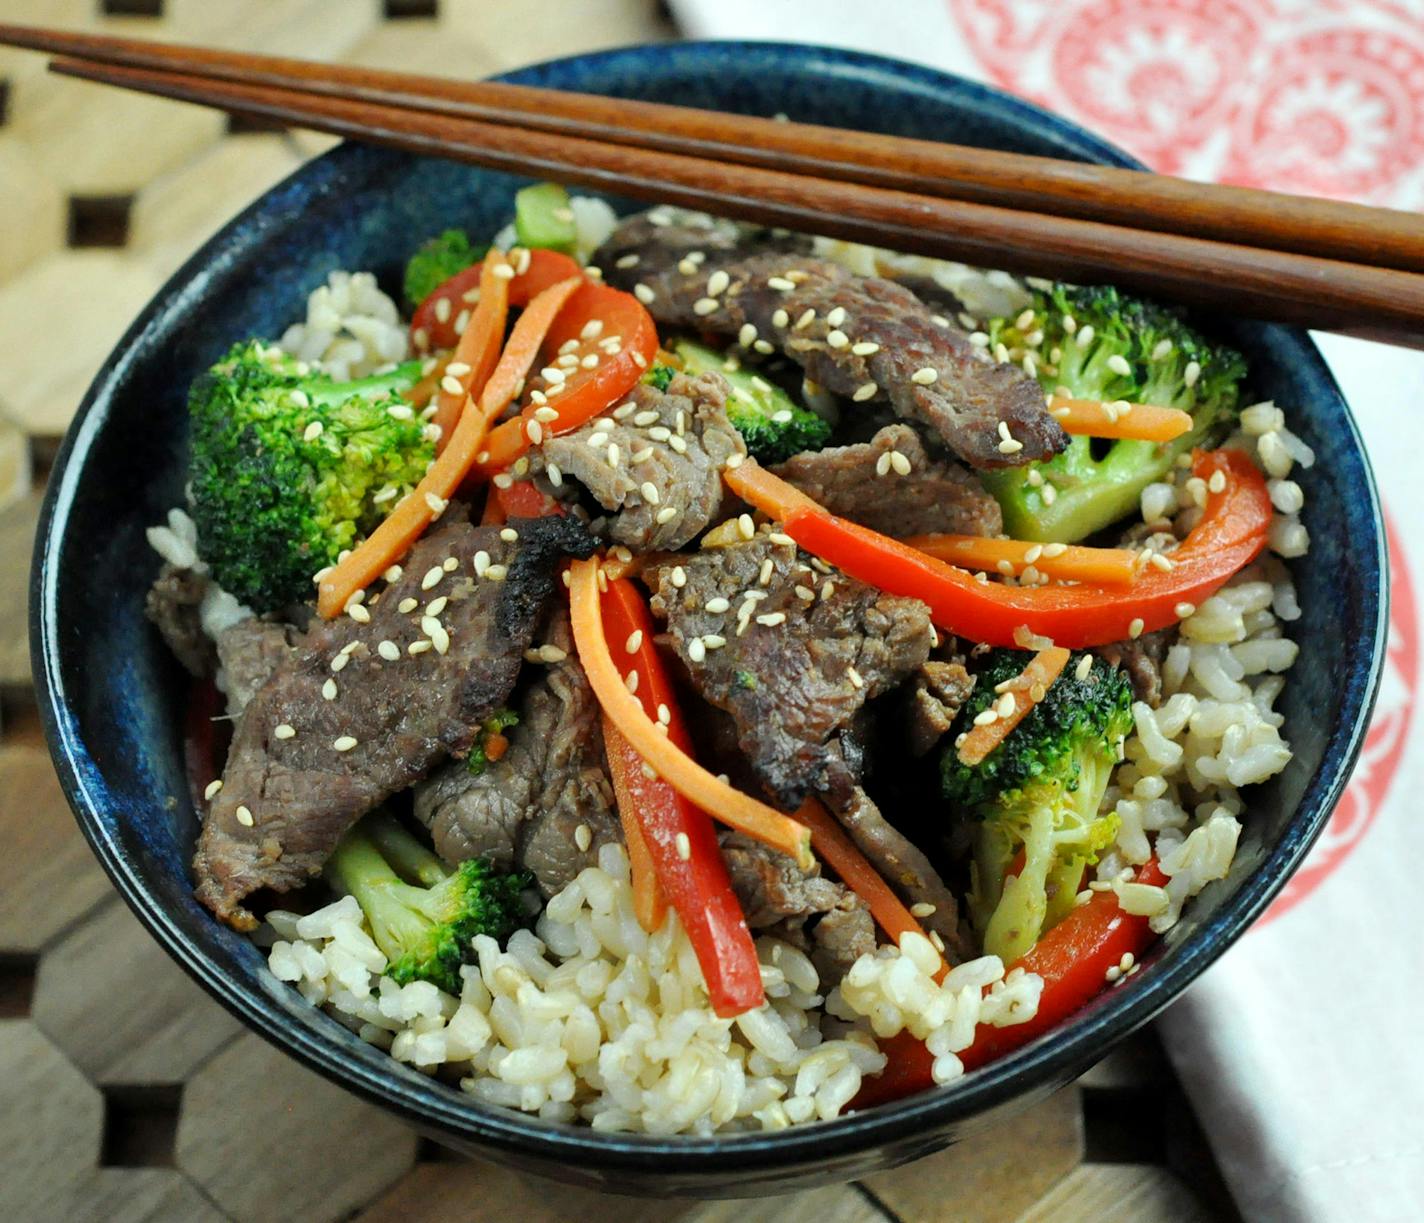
[593,214,1068,470]
[192,513,596,930]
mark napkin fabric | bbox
[669,2,1424,1215]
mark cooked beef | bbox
[537,369,745,552]
[214,619,299,716]
[770,424,1001,537]
[594,215,1067,469]
[413,605,619,895]
[646,536,933,808]
[147,565,215,677]
[819,740,968,959]
[904,658,976,757]
[1098,630,1171,708]
[192,514,595,929]
[719,832,875,986]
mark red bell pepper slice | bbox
[727,449,1272,649]
[410,248,583,351]
[494,478,566,519]
[851,860,1169,1109]
[598,576,765,1018]
[474,282,659,476]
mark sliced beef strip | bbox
[647,536,933,809]
[593,215,1067,470]
[819,739,969,959]
[770,423,1002,538]
[413,605,619,896]
[146,564,215,677]
[719,832,875,986]
[193,513,595,929]
[1097,630,1171,708]
[536,369,745,552]
[214,618,299,716]
[904,658,976,757]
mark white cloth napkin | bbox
[670,2,1424,1214]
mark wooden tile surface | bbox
[0,2,1235,1220]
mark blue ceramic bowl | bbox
[32,42,1386,1196]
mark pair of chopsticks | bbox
[6,24,1424,349]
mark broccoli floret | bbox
[642,364,677,392]
[673,339,832,463]
[941,650,1132,961]
[980,283,1247,542]
[466,707,520,776]
[402,228,485,308]
[326,812,533,995]
[188,342,433,613]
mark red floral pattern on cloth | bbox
[946,0,1424,206]
[946,0,1422,909]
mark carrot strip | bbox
[406,353,448,411]
[792,797,946,982]
[1048,396,1193,443]
[957,646,1071,766]
[484,733,510,764]
[603,715,671,934]
[902,534,1139,586]
[567,557,814,869]
[315,271,580,619]
[722,458,820,520]
[431,260,510,451]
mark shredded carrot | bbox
[1048,396,1193,443]
[902,534,1139,586]
[484,733,509,764]
[567,557,814,869]
[406,353,448,411]
[956,645,1071,766]
[603,715,671,933]
[598,550,645,582]
[431,261,510,451]
[723,458,820,521]
[315,269,580,619]
[792,797,947,982]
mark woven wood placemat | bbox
[0,2,1238,1219]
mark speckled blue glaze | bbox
[32,42,1386,1197]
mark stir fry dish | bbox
[146,183,1310,1134]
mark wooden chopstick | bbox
[47,54,1424,349]
[7,22,1424,274]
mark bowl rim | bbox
[30,39,1388,1175]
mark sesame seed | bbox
[675,832,692,860]
[672,566,687,588]
[853,382,878,402]
[824,306,846,328]
[821,580,835,601]
[703,634,726,650]
[707,269,730,296]
[624,670,640,694]
[771,409,794,425]
[1175,601,1196,619]
[235,805,254,827]
[759,558,775,586]
[753,339,775,354]
[546,463,563,488]
[302,421,324,443]
[910,902,937,918]
[347,603,371,624]
[1128,617,1145,639]
[1149,552,1174,572]
[332,736,358,753]
[408,640,432,655]
[794,585,815,601]
[756,611,787,627]
[533,406,559,423]
[738,323,758,346]
[846,665,864,689]
[968,331,989,348]
[1042,543,1068,557]
[794,308,816,330]
[631,446,655,464]
[889,450,911,476]
[607,442,621,468]
[625,630,644,654]
[771,308,790,328]
[1152,339,1173,360]
[322,679,339,701]
[911,367,938,385]
[440,374,464,397]
[484,564,507,582]
[424,492,448,517]
[640,481,661,505]
[996,693,1016,718]
[633,283,655,304]
[648,425,671,442]
[1024,544,1044,565]
[677,256,697,276]
[996,558,1014,575]
[738,514,755,540]
[1042,482,1058,506]
[574,823,593,852]
[204,779,223,800]
[434,297,452,323]
[422,566,443,590]
[973,709,999,726]
[826,330,849,349]
[615,253,640,269]
[875,452,892,478]
[1105,966,1122,983]
[1106,354,1132,377]
[525,419,544,445]
[655,506,678,524]
[377,640,400,662]
[1184,360,1201,388]
[1208,470,1227,494]
[767,276,796,292]
[724,451,746,469]
[850,341,880,356]
[491,263,515,281]
[693,296,720,316]
[669,435,688,454]
[688,637,707,663]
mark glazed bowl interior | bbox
[32,42,1386,1196]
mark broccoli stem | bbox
[326,827,432,960]
[364,811,449,887]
